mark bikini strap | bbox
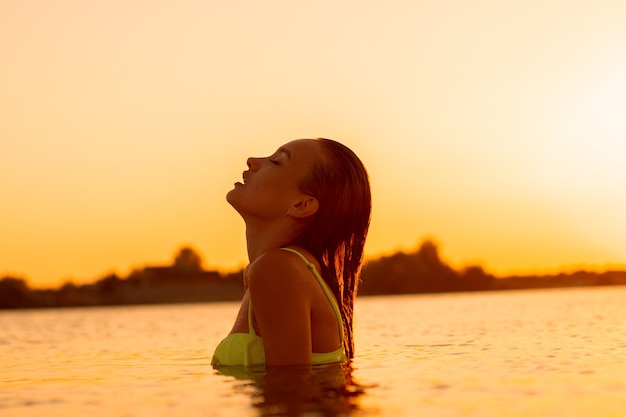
[280,247,344,343]
[247,298,256,336]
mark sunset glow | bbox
[2,0,625,287]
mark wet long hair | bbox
[294,138,371,359]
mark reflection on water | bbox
[216,362,367,416]
[2,287,626,417]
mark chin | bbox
[226,188,236,204]
[226,188,243,211]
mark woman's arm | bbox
[247,248,313,366]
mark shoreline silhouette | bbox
[2,240,625,309]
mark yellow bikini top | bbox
[211,247,346,367]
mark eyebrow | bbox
[276,147,291,160]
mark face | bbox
[226,139,325,220]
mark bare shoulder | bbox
[247,247,314,298]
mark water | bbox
[2,286,626,416]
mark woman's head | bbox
[229,137,371,358]
[294,138,372,359]
[295,138,371,259]
[226,139,324,224]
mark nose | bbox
[247,157,260,171]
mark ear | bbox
[287,196,319,219]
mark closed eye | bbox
[268,148,290,165]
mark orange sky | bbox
[2,0,625,288]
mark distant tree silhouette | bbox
[414,239,459,292]
[360,251,425,294]
[359,239,493,294]
[96,273,122,294]
[56,281,95,306]
[458,265,494,291]
[0,276,31,308]
[2,240,625,309]
[173,246,203,271]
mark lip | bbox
[242,171,249,184]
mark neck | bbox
[243,217,302,263]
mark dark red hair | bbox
[294,138,371,359]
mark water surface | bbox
[2,287,625,416]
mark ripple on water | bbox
[2,288,626,416]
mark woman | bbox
[211,138,371,367]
